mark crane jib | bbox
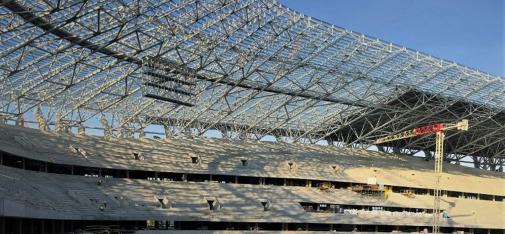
[413,123,444,135]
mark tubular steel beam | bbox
[1,0,369,107]
[1,0,503,161]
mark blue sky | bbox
[279,0,504,77]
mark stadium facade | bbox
[0,0,504,233]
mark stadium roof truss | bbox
[1,0,504,165]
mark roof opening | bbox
[288,162,294,170]
[241,159,248,166]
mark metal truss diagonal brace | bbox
[1,0,371,107]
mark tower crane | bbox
[372,119,469,234]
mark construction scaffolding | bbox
[349,184,387,200]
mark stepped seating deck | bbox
[0,124,503,196]
[0,165,503,228]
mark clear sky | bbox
[279,0,504,77]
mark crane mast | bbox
[373,119,469,234]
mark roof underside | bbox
[0,0,504,159]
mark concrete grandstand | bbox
[0,0,504,233]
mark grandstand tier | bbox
[0,124,504,233]
[0,124,503,196]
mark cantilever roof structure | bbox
[0,0,504,164]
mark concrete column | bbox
[126,170,130,179]
[17,219,22,234]
[0,217,4,234]
[29,219,34,234]
[55,220,60,234]
[40,220,45,234]
[234,176,238,184]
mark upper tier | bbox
[0,124,503,196]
